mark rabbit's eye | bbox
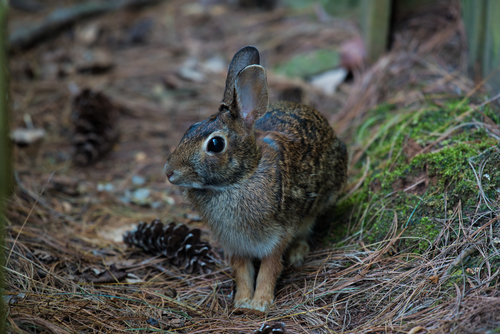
[207,136,225,153]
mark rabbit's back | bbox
[256,101,347,217]
[256,101,334,144]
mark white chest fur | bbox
[186,175,284,259]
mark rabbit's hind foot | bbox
[286,239,310,268]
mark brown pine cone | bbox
[123,219,213,274]
[253,322,287,334]
[71,88,119,166]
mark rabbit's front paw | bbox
[249,297,272,312]
[286,239,310,267]
[234,297,252,309]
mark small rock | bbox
[132,175,146,186]
[74,48,114,74]
[135,152,147,162]
[97,183,115,192]
[126,273,144,284]
[10,128,45,147]
[310,68,348,95]
[202,56,226,73]
[185,213,202,221]
[178,57,204,83]
[91,268,102,275]
[62,201,73,213]
[164,195,175,205]
[132,188,151,204]
[3,292,26,305]
[75,23,100,46]
[146,318,159,327]
[169,318,184,329]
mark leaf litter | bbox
[5,0,500,333]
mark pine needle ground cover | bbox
[4,1,500,333]
[5,98,500,333]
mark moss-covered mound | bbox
[341,100,500,255]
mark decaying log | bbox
[9,0,163,50]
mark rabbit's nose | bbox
[164,163,174,179]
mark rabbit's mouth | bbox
[164,163,204,189]
[167,174,204,189]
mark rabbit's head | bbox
[164,46,269,189]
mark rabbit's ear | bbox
[234,64,269,129]
[221,46,260,107]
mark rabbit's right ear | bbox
[234,65,269,130]
[221,46,260,108]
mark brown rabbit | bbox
[164,46,347,312]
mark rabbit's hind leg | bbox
[231,255,255,308]
[286,239,310,267]
[286,216,314,267]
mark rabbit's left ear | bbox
[221,46,260,107]
[234,64,269,130]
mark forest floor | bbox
[5,0,500,333]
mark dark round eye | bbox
[207,136,225,153]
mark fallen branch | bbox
[10,0,44,13]
[9,0,163,50]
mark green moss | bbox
[339,100,500,253]
[274,49,340,78]
[322,197,357,246]
[443,269,465,291]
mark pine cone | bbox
[71,88,119,166]
[123,219,213,274]
[253,322,287,334]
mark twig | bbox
[475,91,500,109]
[413,122,479,156]
[446,246,479,276]
[6,172,54,266]
[14,171,73,221]
[9,0,164,50]
[454,64,500,112]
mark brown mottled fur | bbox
[164,46,348,312]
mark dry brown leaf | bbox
[403,137,423,161]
